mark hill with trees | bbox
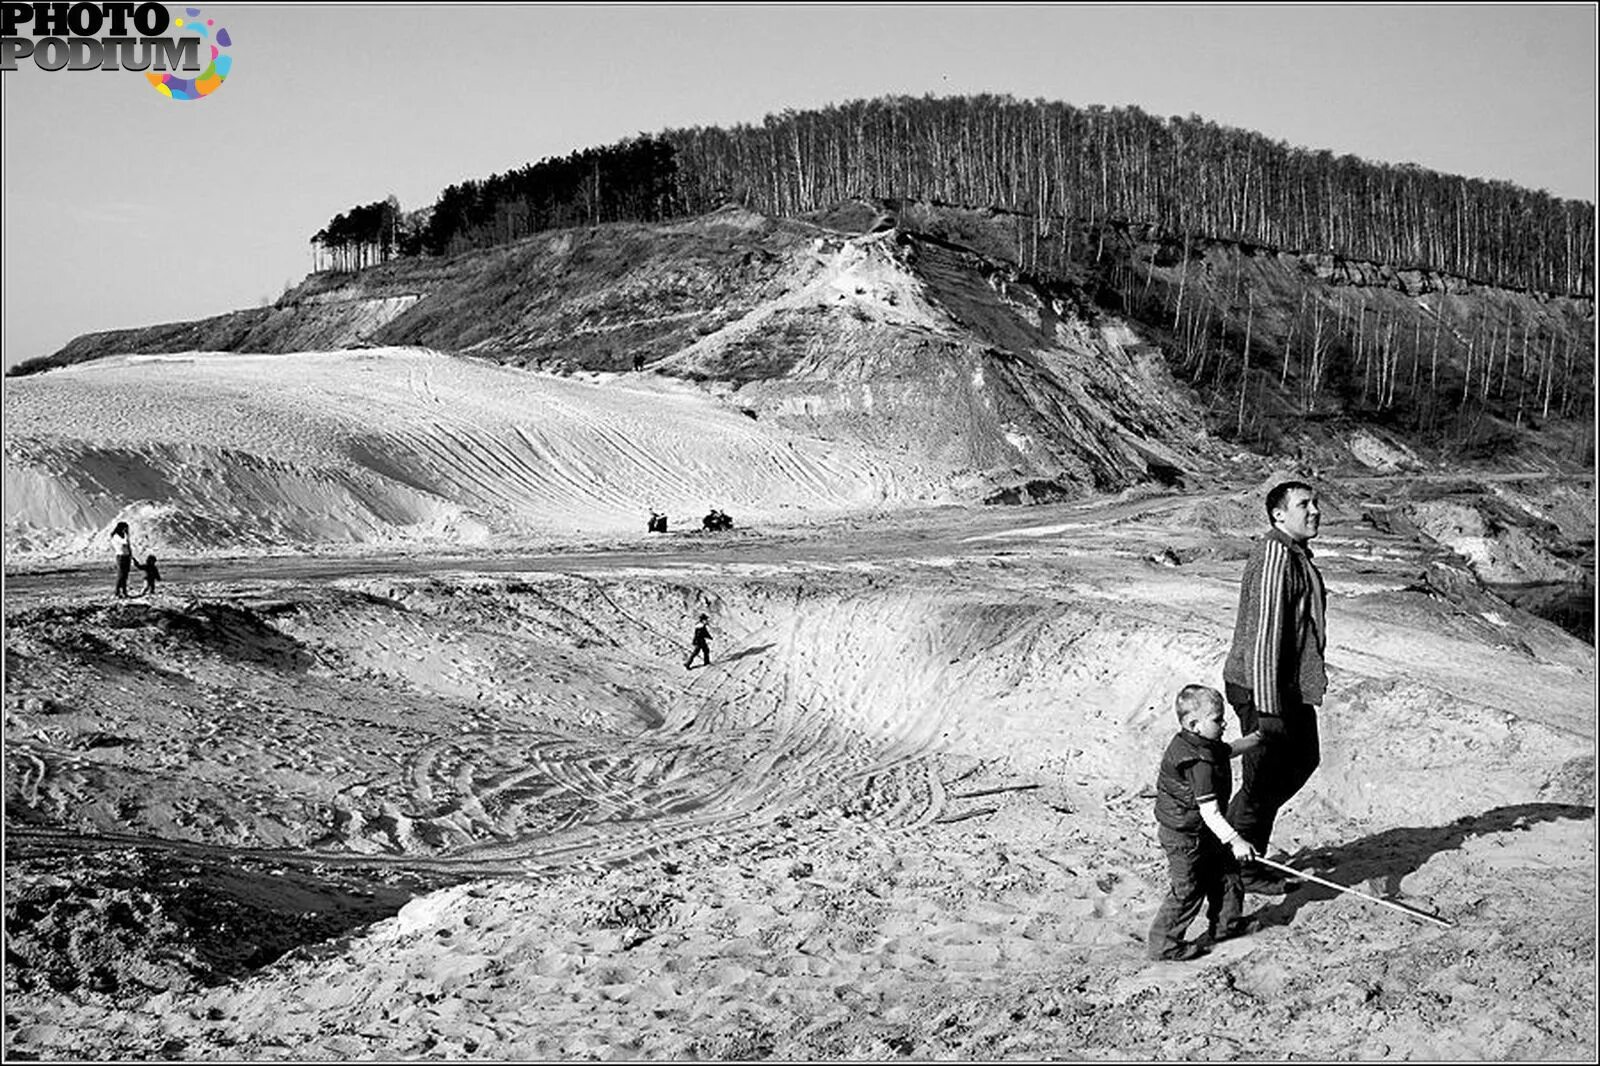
[13,94,1594,468]
[310,95,1593,299]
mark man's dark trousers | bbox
[1225,682,1320,852]
[1148,826,1243,958]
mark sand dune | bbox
[3,347,943,561]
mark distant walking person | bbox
[1223,481,1327,892]
[134,554,162,597]
[110,521,134,598]
[685,613,712,669]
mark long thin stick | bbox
[951,783,1042,800]
[1253,856,1454,928]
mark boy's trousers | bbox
[1148,826,1244,958]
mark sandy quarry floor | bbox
[3,491,1595,1060]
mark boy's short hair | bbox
[1174,683,1223,725]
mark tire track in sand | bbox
[6,577,968,883]
[313,589,968,876]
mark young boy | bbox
[133,553,162,597]
[685,613,712,669]
[1147,684,1261,961]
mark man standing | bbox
[1223,480,1327,890]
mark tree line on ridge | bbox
[311,94,1594,300]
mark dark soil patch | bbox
[3,843,443,1000]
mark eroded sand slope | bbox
[4,348,938,559]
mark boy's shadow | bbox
[719,642,776,665]
[1250,802,1594,928]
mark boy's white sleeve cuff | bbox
[1197,799,1241,844]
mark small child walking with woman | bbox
[134,554,162,597]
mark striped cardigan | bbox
[1223,526,1327,718]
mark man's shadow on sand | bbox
[1249,802,1594,928]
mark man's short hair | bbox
[1174,683,1223,724]
[1266,480,1314,523]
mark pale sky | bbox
[2,3,1595,368]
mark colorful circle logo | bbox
[147,8,231,100]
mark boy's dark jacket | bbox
[1154,730,1233,833]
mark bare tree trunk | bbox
[1193,300,1214,380]
[1540,331,1557,420]
[1429,300,1443,393]
[1481,322,1497,402]
[1308,302,1325,413]
[1172,234,1191,333]
[1497,317,1514,398]
[1367,311,1382,406]
[1559,333,1575,417]
[1515,317,1532,426]
[1409,313,1423,394]
[1282,291,1304,385]
[1379,317,1390,407]
[1356,304,1371,404]
[1426,299,1445,430]
[1383,320,1399,408]
[1238,291,1254,435]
